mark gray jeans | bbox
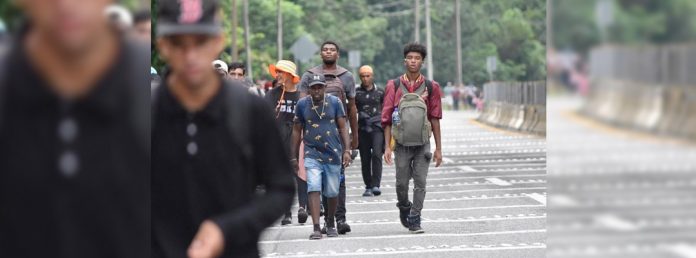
[394,143,432,216]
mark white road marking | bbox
[548,194,578,207]
[341,186,546,198]
[486,177,513,186]
[594,214,640,231]
[458,165,479,171]
[264,216,545,230]
[260,229,546,244]
[665,244,696,258]
[525,193,547,205]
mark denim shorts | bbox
[305,158,341,198]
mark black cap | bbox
[157,0,221,36]
[308,74,326,87]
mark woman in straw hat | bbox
[265,60,310,226]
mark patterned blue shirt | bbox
[294,95,346,165]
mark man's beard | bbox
[323,59,336,65]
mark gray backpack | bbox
[392,78,432,146]
[307,66,348,106]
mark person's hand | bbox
[342,151,352,167]
[350,133,359,150]
[187,220,224,258]
[384,147,393,165]
[434,149,443,167]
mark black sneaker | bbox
[281,215,291,226]
[297,207,308,224]
[320,225,327,234]
[337,221,351,234]
[362,188,373,197]
[396,202,412,228]
[407,214,425,234]
[372,187,381,196]
[326,227,338,237]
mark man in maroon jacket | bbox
[381,42,443,234]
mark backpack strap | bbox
[392,78,401,104]
[0,53,6,128]
[224,81,256,182]
[393,77,433,97]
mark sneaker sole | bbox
[409,229,425,234]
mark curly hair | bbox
[403,42,427,59]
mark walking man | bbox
[265,60,309,225]
[382,43,443,234]
[355,65,385,197]
[291,74,352,240]
[299,40,358,234]
[152,0,295,257]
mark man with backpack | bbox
[291,74,352,240]
[382,42,443,234]
[299,40,357,234]
[152,0,294,257]
[355,65,385,197]
[265,60,309,226]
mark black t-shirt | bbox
[265,86,301,153]
[0,36,149,257]
[152,79,295,258]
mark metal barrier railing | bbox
[589,44,696,86]
[483,81,546,105]
[478,81,547,135]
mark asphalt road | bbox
[546,95,696,258]
[259,109,547,258]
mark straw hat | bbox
[268,60,300,83]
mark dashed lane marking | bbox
[486,177,513,186]
[259,229,546,244]
[525,193,547,205]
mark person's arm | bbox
[428,82,444,167]
[347,96,359,149]
[344,74,359,149]
[383,124,393,165]
[193,98,295,257]
[336,116,352,167]
[290,99,306,170]
[381,80,396,165]
[290,122,303,171]
[298,72,310,98]
[431,119,442,167]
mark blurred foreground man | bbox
[0,0,149,257]
[152,0,294,257]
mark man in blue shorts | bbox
[291,74,352,240]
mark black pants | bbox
[358,129,384,189]
[285,174,308,217]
